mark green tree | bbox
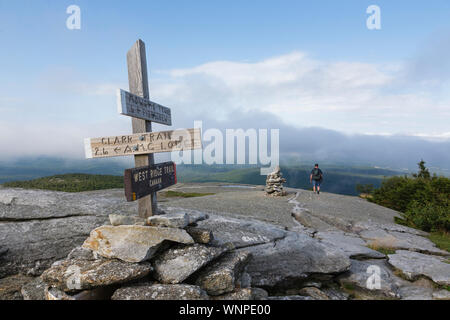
[413,159,431,180]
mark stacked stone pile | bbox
[33,210,265,300]
[265,166,287,196]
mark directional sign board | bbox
[117,89,172,125]
[124,161,176,202]
[84,128,201,159]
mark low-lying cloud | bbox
[1,47,449,172]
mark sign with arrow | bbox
[84,128,201,159]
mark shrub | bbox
[404,200,450,232]
[370,160,449,233]
[356,184,374,195]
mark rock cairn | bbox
[33,210,266,300]
[265,166,287,196]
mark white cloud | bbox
[151,51,450,136]
[1,49,449,163]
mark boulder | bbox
[112,283,209,300]
[147,209,208,228]
[67,246,97,261]
[0,274,33,300]
[315,231,386,259]
[321,288,350,300]
[41,255,152,292]
[21,277,46,300]
[196,215,286,249]
[147,212,190,228]
[337,259,401,299]
[194,251,251,296]
[82,225,194,263]
[185,227,214,244]
[212,288,268,300]
[298,287,330,300]
[388,250,450,286]
[236,272,252,289]
[152,244,227,284]
[243,232,351,288]
[282,286,349,300]
[45,286,76,300]
[109,214,145,226]
[397,285,433,300]
[267,295,314,300]
[45,286,116,300]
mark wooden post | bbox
[127,39,157,218]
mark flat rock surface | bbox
[360,228,448,256]
[315,231,386,260]
[337,259,401,299]
[388,250,450,286]
[432,290,450,300]
[112,283,209,300]
[398,285,434,300]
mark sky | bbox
[0,1,449,169]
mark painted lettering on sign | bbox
[84,128,202,159]
[117,89,172,125]
[124,162,177,202]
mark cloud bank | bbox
[1,47,449,172]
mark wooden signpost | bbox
[84,39,201,218]
[84,128,201,159]
[124,161,176,202]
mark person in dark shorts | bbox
[310,164,323,194]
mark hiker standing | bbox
[310,164,323,194]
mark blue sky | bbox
[0,0,449,160]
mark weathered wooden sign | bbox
[84,128,201,159]
[83,39,202,218]
[124,161,176,202]
[117,89,172,126]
